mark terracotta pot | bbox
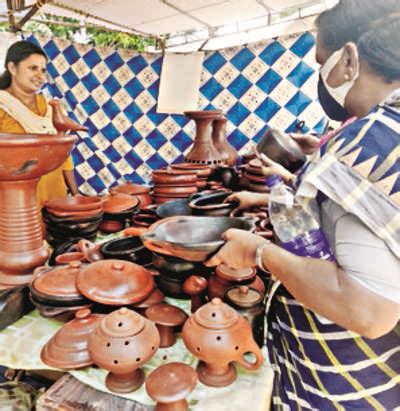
[212,117,238,166]
[110,183,152,209]
[145,303,188,347]
[103,192,140,214]
[131,213,158,228]
[45,207,104,219]
[76,260,154,305]
[182,298,264,387]
[155,198,192,219]
[145,362,197,411]
[55,251,85,265]
[183,275,208,312]
[240,152,257,165]
[0,132,76,285]
[44,196,104,212]
[88,307,160,393]
[184,110,224,165]
[76,239,103,263]
[189,191,237,217]
[99,219,125,233]
[171,163,213,178]
[153,185,198,196]
[49,99,88,133]
[41,308,104,369]
[152,169,198,186]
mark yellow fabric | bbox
[0,94,74,205]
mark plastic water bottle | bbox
[266,175,335,262]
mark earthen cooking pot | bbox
[182,298,263,387]
[152,169,198,186]
[88,307,160,393]
[44,196,104,212]
[188,191,237,217]
[110,183,152,209]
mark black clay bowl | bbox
[189,191,237,217]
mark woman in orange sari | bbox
[0,40,77,205]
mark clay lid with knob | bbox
[145,303,188,327]
[100,307,146,337]
[146,362,197,404]
[182,275,208,295]
[193,298,239,329]
[224,286,264,308]
[215,264,256,282]
[76,260,154,305]
[103,192,140,213]
[41,308,104,369]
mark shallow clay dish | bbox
[44,196,104,212]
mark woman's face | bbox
[8,53,47,94]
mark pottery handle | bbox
[140,233,174,257]
[236,343,264,371]
[122,226,148,237]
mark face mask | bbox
[318,48,359,121]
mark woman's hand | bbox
[205,228,268,269]
[259,153,295,184]
[290,133,320,155]
[224,191,269,211]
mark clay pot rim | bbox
[188,191,236,211]
[44,196,104,212]
[0,132,76,146]
[110,183,151,195]
[103,193,140,213]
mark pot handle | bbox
[140,232,174,257]
[122,226,148,237]
[236,343,264,371]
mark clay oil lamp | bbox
[49,99,88,133]
[208,264,265,300]
[76,239,103,263]
[88,307,160,393]
[76,260,154,305]
[224,286,265,347]
[145,303,188,348]
[145,362,197,411]
[183,275,208,312]
[188,191,237,217]
[110,182,152,209]
[182,298,264,387]
[41,308,104,369]
[55,251,85,265]
[211,117,238,167]
[131,288,164,316]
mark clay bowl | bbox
[44,196,104,213]
[131,213,158,228]
[153,185,198,196]
[189,191,237,217]
[100,236,152,266]
[141,216,256,262]
[152,169,197,186]
[155,198,192,219]
[110,183,152,209]
[55,251,85,265]
[103,193,140,214]
[256,128,306,173]
[42,208,103,225]
[99,220,125,233]
[171,163,213,178]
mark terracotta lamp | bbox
[88,307,160,393]
[49,99,88,133]
[145,303,188,348]
[146,362,197,411]
[182,275,208,312]
[0,132,76,286]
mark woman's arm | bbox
[63,169,78,195]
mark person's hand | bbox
[224,191,269,211]
[290,133,320,155]
[259,153,295,183]
[205,228,268,269]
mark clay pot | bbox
[188,191,237,217]
[44,196,103,212]
[153,185,198,196]
[146,362,197,411]
[208,264,265,300]
[131,288,164,316]
[49,99,88,133]
[182,298,264,387]
[41,308,104,369]
[152,169,198,186]
[171,163,213,178]
[212,117,238,166]
[110,183,152,209]
[145,303,188,347]
[99,219,125,233]
[155,198,192,219]
[76,260,154,305]
[88,307,160,393]
[184,110,224,165]
[103,192,140,214]
[55,251,85,265]
[76,239,103,263]
[131,213,158,228]
[183,275,208,312]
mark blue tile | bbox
[227,102,251,126]
[123,126,143,147]
[259,41,286,66]
[102,100,120,120]
[253,125,269,144]
[147,129,167,150]
[104,52,124,71]
[108,164,122,180]
[87,154,104,172]
[100,123,120,141]
[147,112,168,127]
[148,81,160,100]
[47,62,59,79]
[256,69,282,94]
[103,75,121,96]
[287,61,314,88]
[65,90,78,109]
[313,117,327,134]
[88,174,107,193]
[82,49,102,68]
[147,152,168,170]
[104,145,122,162]
[151,57,163,74]
[63,68,79,88]
[171,114,190,127]
[81,96,100,116]
[64,45,80,65]
[227,74,252,99]
[171,131,193,152]
[204,51,227,74]
[123,103,142,122]
[125,77,145,98]
[286,91,313,117]
[200,78,224,101]
[82,118,97,135]
[254,97,281,121]
[230,48,255,71]
[43,41,61,60]
[81,72,100,91]
[127,55,148,74]
[227,129,250,151]
[124,149,144,168]
[290,32,315,58]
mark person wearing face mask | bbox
[0,40,78,205]
[206,6,400,410]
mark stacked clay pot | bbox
[110,182,152,210]
[171,163,213,189]
[42,196,104,247]
[242,159,268,193]
[152,167,198,204]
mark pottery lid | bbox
[76,260,154,305]
[224,286,264,308]
[131,288,164,309]
[100,307,145,337]
[103,192,139,213]
[193,298,238,329]
[44,195,104,212]
[145,303,188,326]
[33,261,83,299]
[216,264,256,282]
[40,308,104,369]
[111,183,151,195]
[146,362,197,402]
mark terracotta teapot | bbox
[182,298,263,387]
[88,307,160,393]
